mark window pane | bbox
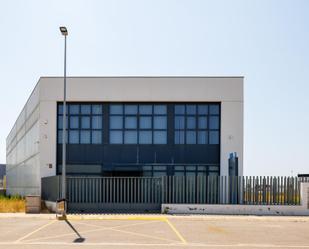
[110,131,123,144]
[80,131,91,144]
[110,116,123,129]
[153,172,166,177]
[198,131,208,144]
[198,166,206,171]
[57,132,68,144]
[209,105,219,115]
[209,131,219,144]
[209,166,219,171]
[58,116,68,129]
[186,172,196,177]
[70,105,79,114]
[186,131,196,144]
[175,131,185,144]
[139,105,152,114]
[124,105,138,114]
[175,116,185,129]
[186,117,196,129]
[175,166,185,170]
[197,172,207,176]
[154,105,166,114]
[198,105,208,115]
[92,104,102,114]
[186,166,196,170]
[175,105,185,114]
[58,104,68,115]
[81,105,91,114]
[209,116,219,129]
[110,104,123,114]
[58,104,62,114]
[92,131,102,144]
[81,116,90,129]
[69,130,79,144]
[125,117,137,129]
[153,131,167,144]
[92,116,102,129]
[70,116,79,129]
[153,166,167,170]
[143,166,152,170]
[198,117,207,129]
[174,171,185,176]
[139,131,152,144]
[154,116,167,129]
[124,131,137,144]
[140,116,152,129]
[186,105,196,114]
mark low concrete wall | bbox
[162,204,309,216]
[162,183,309,216]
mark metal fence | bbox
[162,176,301,205]
[67,177,162,204]
[42,175,302,212]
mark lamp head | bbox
[59,26,68,36]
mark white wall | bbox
[6,83,41,195]
[221,101,244,175]
[39,101,57,179]
[39,77,243,103]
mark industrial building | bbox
[6,77,243,196]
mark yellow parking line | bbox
[110,228,180,243]
[164,218,187,244]
[66,215,166,221]
[15,220,57,243]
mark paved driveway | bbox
[0,214,308,248]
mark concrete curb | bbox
[0,213,309,222]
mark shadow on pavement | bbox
[64,219,85,243]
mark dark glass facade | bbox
[57,102,220,176]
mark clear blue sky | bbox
[0,0,308,175]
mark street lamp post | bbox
[60,26,68,210]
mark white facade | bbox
[6,77,244,196]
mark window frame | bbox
[57,103,103,145]
[109,104,168,145]
[174,103,220,145]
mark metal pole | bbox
[62,35,67,203]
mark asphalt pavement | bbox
[0,214,308,248]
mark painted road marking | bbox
[164,218,187,244]
[1,241,309,247]
[66,215,167,221]
[22,220,162,243]
[14,220,57,243]
[69,215,187,244]
[110,227,180,243]
[73,220,180,243]
[21,217,185,245]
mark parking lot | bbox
[0,214,308,248]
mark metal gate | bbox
[67,177,162,213]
